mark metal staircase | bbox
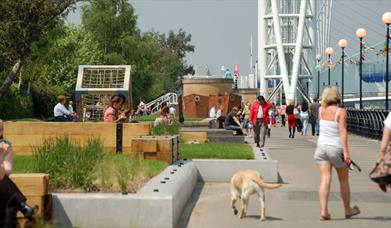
[144,92,178,114]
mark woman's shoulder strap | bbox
[334,107,343,122]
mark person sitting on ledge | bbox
[0,119,38,228]
[53,95,78,122]
[224,107,244,135]
[154,106,171,127]
[104,95,125,122]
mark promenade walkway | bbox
[183,127,391,228]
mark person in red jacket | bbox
[249,96,273,149]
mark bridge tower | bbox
[258,0,316,102]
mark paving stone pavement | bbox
[180,126,391,228]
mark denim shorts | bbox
[314,144,346,168]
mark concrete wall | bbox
[53,193,172,228]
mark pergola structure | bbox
[75,65,132,121]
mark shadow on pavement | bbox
[331,216,391,221]
[176,182,205,228]
[245,215,284,221]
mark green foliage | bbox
[132,115,158,122]
[179,143,255,160]
[1,0,195,119]
[94,155,167,193]
[152,121,180,136]
[13,155,35,173]
[31,84,67,119]
[0,0,77,66]
[33,137,104,191]
[0,84,33,120]
[14,153,168,193]
[24,25,103,95]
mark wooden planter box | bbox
[3,122,151,155]
[130,136,179,164]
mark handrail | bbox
[144,92,178,114]
[346,109,388,140]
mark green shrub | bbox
[31,84,67,119]
[33,136,104,191]
[0,84,33,120]
[152,121,180,136]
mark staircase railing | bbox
[144,92,178,114]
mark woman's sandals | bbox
[320,205,360,221]
[345,206,360,219]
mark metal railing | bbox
[145,92,178,114]
[347,109,389,140]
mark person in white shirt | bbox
[209,104,217,118]
[53,95,77,121]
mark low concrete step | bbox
[207,135,245,143]
[181,122,209,128]
[206,129,234,137]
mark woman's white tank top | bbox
[317,108,342,148]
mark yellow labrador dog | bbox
[230,170,282,221]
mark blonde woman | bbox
[314,87,360,220]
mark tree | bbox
[81,0,139,60]
[24,25,103,94]
[0,0,77,99]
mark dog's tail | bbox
[253,178,282,190]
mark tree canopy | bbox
[0,0,195,119]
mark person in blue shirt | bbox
[224,68,232,79]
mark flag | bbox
[234,64,240,77]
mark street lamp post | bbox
[338,39,348,106]
[326,47,334,85]
[316,55,322,99]
[356,28,367,110]
[383,12,391,110]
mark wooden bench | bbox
[9,173,51,225]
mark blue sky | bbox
[67,0,391,76]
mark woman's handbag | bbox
[369,149,391,190]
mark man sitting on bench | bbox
[0,119,37,228]
[224,107,244,135]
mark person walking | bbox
[314,87,360,220]
[376,112,391,192]
[300,100,309,136]
[310,98,320,136]
[242,102,251,137]
[279,104,286,127]
[249,96,273,149]
[286,100,297,138]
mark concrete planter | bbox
[53,158,278,227]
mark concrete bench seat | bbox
[180,127,245,143]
